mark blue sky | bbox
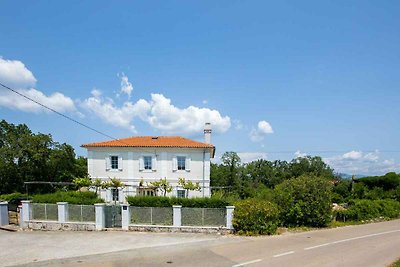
[1,1,399,175]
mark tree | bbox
[0,119,88,194]
[92,178,103,194]
[150,178,172,197]
[221,152,241,187]
[289,156,334,179]
[178,178,201,198]
[72,177,92,190]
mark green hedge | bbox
[335,199,400,221]
[232,198,280,235]
[126,196,230,208]
[32,191,104,205]
[0,192,29,202]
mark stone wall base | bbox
[28,221,96,231]
[128,224,233,234]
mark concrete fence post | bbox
[57,202,69,223]
[21,200,32,229]
[121,204,130,230]
[226,206,235,230]
[95,203,106,230]
[173,205,182,227]
[0,202,9,226]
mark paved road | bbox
[3,219,400,267]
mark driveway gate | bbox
[104,204,122,228]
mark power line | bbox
[0,82,120,141]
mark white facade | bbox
[86,147,212,202]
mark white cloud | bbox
[0,88,75,113]
[0,57,76,113]
[81,89,149,132]
[324,150,400,175]
[237,152,268,163]
[81,91,231,135]
[118,73,133,99]
[202,100,208,104]
[258,120,273,134]
[0,57,36,88]
[144,93,231,134]
[294,150,308,158]
[249,120,273,142]
[342,150,363,160]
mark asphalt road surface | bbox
[4,219,400,267]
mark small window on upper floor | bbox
[144,156,152,170]
[177,156,186,170]
[110,155,119,170]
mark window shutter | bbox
[105,156,110,171]
[118,155,123,171]
[172,156,177,171]
[186,156,191,171]
[139,156,144,171]
[152,156,157,171]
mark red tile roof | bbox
[82,136,215,156]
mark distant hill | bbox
[336,173,367,179]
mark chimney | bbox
[204,122,212,144]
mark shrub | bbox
[0,192,29,202]
[32,191,104,205]
[274,175,333,227]
[335,199,400,221]
[126,196,231,208]
[232,198,280,235]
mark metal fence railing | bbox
[181,208,226,227]
[130,207,173,225]
[68,205,96,222]
[32,203,58,221]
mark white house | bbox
[82,123,215,202]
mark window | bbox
[138,188,156,196]
[111,188,119,201]
[177,189,186,198]
[144,156,152,170]
[110,156,119,170]
[177,156,186,170]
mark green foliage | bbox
[274,175,333,227]
[178,177,201,197]
[332,179,352,203]
[335,199,400,221]
[210,153,335,198]
[211,190,241,204]
[32,191,104,205]
[357,172,400,191]
[150,178,172,197]
[126,196,230,208]
[232,198,280,235]
[0,192,29,202]
[0,119,88,194]
[72,177,92,188]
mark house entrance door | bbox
[104,204,122,228]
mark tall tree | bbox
[221,151,241,187]
[0,119,88,194]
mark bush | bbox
[232,198,280,235]
[126,196,231,208]
[32,191,104,205]
[274,175,333,227]
[335,199,400,221]
[0,192,29,202]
